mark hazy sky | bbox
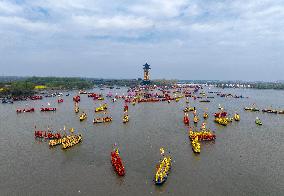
[0,0,283,81]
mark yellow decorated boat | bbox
[95,104,108,112]
[61,134,82,149]
[155,156,172,185]
[193,115,199,123]
[79,113,87,121]
[191,137,201,153]
[203,112,209,119]
[234,113,240,121]
[214,117,228,126]
[123,115,129,123]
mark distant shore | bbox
[0,76,284,97]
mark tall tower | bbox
[142,63,151,85]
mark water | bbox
[0,87,283,196]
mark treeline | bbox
[251,82,284,90]
[26,77,93,90]
[0,77,94,96]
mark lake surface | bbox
[0,87,283,196]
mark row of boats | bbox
[244,107,284,114]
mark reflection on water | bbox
[0,87,283,195]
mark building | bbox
[142,63,151,85]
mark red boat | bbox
[73,95,80,102]
[16,108,35,113]
[184,116,189,125]
[34,130,61,139]
[214,112,227,117]
[57,99,64,103]
[111,149,125,176]
[88,93,99,98]
[40,108,56,112]
[124,105,128,112]
[30,96,43,100]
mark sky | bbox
[0,0,283,81]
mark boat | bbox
[124,105,128,112]
[111,148,125,176]
[79,90,87,94]
[16,108,35,113]
[79,113,87,121]
[40,108,56,112]
[234,113,240,121]
[262,109,277,114]
[214,117,228,126]
[30,96,43,100]
[123,115,129,123]
[61,134,82,149]
[199,100,210,103]
[93,117,112,123]
[255,118,262,125]
[73,95,80,102]
[49,138,63,147]
[183,107,195,112]
[278,110,284,114]
[2,99,13,104]
[193,115,199,123]
[189,130,216,141]
[98,97,104,100]
[57,99,64,103]
[191,137,201,153]
[155,156,172,185]
[95,104,108,112]
[244,107,260,112]
[203,112,208,119]
[183,114,189,125]
[35,130,61,139]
